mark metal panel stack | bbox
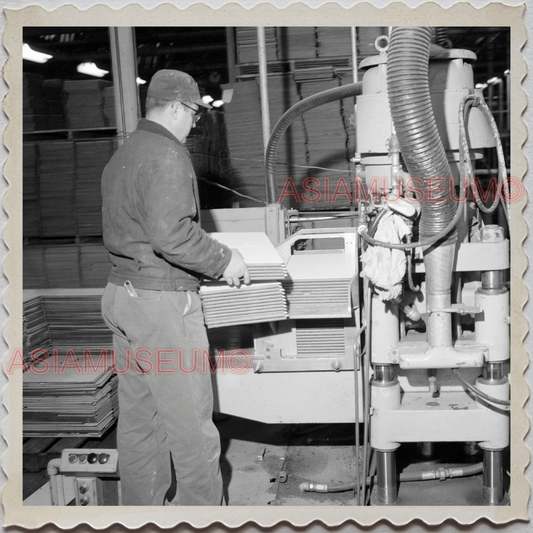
[201,232,289,328]
[209,232,288,281]
[283,251,357,319]
[200,282,288,328]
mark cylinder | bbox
[424,243,456,348]
[371,295,400,364]
[483,362,505,382]
[417,442,435,460]
[483,449,505,505]
[374,364,395,383]
[376,450,398,505]
[475,288,510,363]
[481,270,505,291]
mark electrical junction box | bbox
[74,477,103,506]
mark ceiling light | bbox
[136,77,146,85]
[77,62,109,78]
[212,100,224,108]
[23,43,52,64]
[202,95,214,104]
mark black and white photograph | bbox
[0,1,530,530]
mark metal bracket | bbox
[427,303,480,316]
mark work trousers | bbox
[101,282,223,506]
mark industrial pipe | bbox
[265,82,363,204]
[48,458,66,506]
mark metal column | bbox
[109,27,141,146]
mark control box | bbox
[59,448,118,475]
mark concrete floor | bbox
[24,417,508,506]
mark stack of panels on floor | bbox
[220,79,264,206]
[297,71,353,210]
[23,296,52,368]
[80,243,113,288]
[103,86,116,127]
[75,140,115,235]
[22,295,117,437]
[200,282,288,329]
[221,76,308,208]
[23,246,49,288]
[23,354,118,437]
[236,27,278,63]
[23,242,112,289]
[44,245,82,288]
[23,142,40,237]
[63,80,112,129]
[277,27,317,60]
[23,73,49,131]
[42,295,113,355]
[38,141,77,236]
[316,27,353,58]
[43,79,66,130]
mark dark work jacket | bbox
[102,118,231,291]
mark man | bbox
[101,69,249,506]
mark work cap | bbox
[147,69,212,108]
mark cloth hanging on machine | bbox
[361,210,411,301]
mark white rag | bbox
[361,211,411,301]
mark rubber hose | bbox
[265,82,363,204]
[387,27,457,243]
[300,462,483,493]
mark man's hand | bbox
[223,249,250,287]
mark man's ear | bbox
[170,101,180,118]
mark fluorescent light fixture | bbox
[475,83,488,90]
[202,95,214,104]
[77,62,109,78]
[212,100,224,108]
[23,43,52,64]
[136,77,147,85]
[487,77,502,85]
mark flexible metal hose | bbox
[387,27,457,243]
[265,82,363,204]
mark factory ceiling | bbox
[22,26,510,91]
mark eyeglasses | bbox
[180,102,202,124]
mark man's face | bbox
[171,101,200,141]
